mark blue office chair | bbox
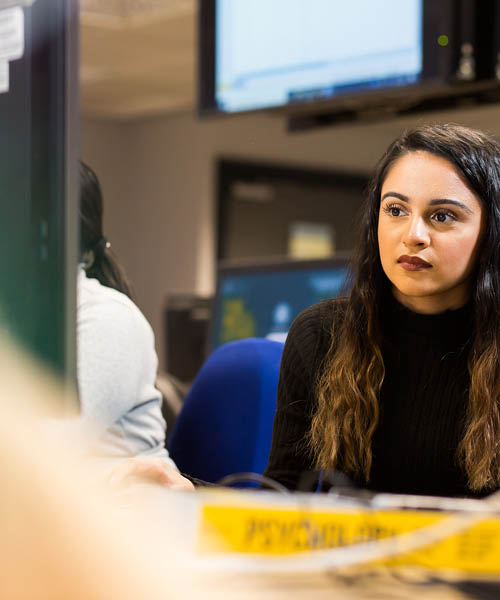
[167,338,284,484]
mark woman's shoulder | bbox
[77,271,154,341]
[283,297,348,375]
[79,270,134,312]
[289,296,348,340]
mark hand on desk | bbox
[109,457,195,491]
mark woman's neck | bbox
[391,282,471,315]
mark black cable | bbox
[216,472,290,493]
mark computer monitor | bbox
[0,0,79,398]
[209,257,351,350]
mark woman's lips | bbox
[397,255,432,271]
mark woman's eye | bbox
[432,211,455,223]
[383,204,404,217]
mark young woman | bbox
[264,123,499,498]
[111,123,500,497]
[78,161,177,467]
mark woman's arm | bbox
[77,297,159,437]
[263,303,330,490]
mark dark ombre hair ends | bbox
[79,161,134,300]
[310,123,500,491]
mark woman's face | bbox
[377,150,485,314]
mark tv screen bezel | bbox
[198,0,456,118]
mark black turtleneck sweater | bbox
[263,295,486,498]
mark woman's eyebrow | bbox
[428,198,473,214]
[381,192,473,214]
[381,192,408,202]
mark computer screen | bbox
[212,0,422,114]
[210,258,351,350]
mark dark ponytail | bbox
[79,161,134,300]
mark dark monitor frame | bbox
[199,0,457,119]
[0,0,79,391]
[215,158,369,262]
[208,255,352,352]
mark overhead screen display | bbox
[215,0,423,113]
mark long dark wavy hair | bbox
[79,161,134,300]
[309,123,500,492]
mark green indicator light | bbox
[438,35,449,47]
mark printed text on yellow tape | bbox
[197,505,500,574]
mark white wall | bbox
[81,104,500,367]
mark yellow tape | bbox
[197,504,500,574]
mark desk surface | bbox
[123,484,500,599]
[194,570,483,600]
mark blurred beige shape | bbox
[0,336,184,600]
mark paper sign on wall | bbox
[0,1,35,8]
[0,6,24,62]
[0,61,8,93]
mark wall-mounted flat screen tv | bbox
[199,0,457,117]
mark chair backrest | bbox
[167,338,284,483]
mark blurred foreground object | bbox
[0,335,186,600]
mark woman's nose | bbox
[402,216,430,248]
